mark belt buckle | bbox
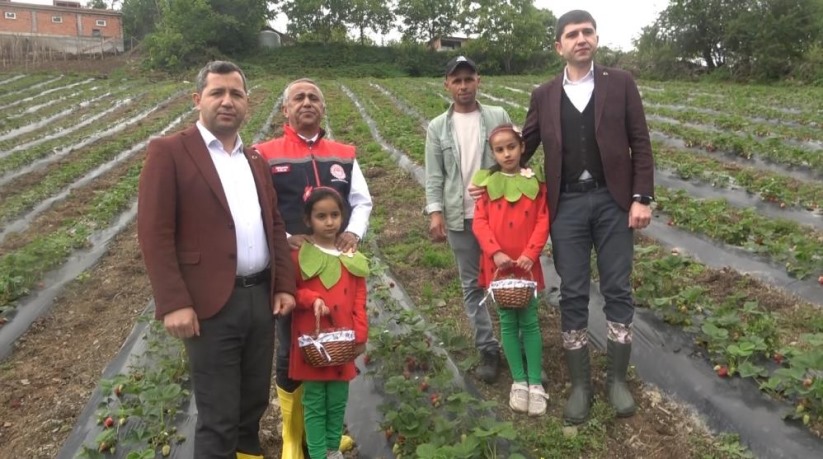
[237,274,255,288]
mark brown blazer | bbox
[522,65,654,222]
[137,125,295,320]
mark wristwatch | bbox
[633,195,653,205]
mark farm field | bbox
[0,70,821,458]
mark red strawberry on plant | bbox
[773,353,784,365]
[818,275,823,285]
[103,416,114,429]
[714,365,728,378]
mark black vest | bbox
[560,90,605,185]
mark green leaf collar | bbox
[471,168,544,202]
[298,242,369,289]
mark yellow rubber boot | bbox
[236,453,264,459]
[277,385,305,459]
[339,434,355,452]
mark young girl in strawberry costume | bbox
[472,123,550,416]
[289,187,369,459]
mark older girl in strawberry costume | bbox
[289,187,368,459]
[472,123,550,416]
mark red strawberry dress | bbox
[289,243,369,382]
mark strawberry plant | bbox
[77,320,189,458]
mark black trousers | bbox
[184,281,274,459]
[275,313,301,392]
[551,187,635,331]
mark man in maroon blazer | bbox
[138,61,296,459]
[522,10,654,424]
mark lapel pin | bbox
[603,71,609,76]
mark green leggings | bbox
[302,380,349,459]
[498,297,542,385]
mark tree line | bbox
[117,0,823,83]
[630,0,823,82]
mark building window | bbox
[92,29,101,38]
[52,16,63,23]
[95,19,106,27]
[4,12,16,20]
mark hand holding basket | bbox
[481,269,538,309]
[298,314,357,367]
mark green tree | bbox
[656,0,747,70]
[726,0,820,79]
[464,0,554,72]
[87,0,108,8]
[396,0,461,47]
[144,0,219,70]
[347,0,394,45]
[210,0,272,54]
[120,0,161,43]
[273,0,350,43]
[631,23,689,79]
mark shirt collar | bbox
[447,100,484,118]
[563,62,595,86]
[196,121,244,155]
[297,132,320,143]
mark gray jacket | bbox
[424,101,511,231]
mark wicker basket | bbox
[298,315,356,367]
[486,269,537,309]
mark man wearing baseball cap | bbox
[424,56,511,382]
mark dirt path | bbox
[0,222,150,457]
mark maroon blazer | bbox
[522,65,654,222]
[137,125,295,320]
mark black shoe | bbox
[476,351,500,383]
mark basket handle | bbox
[314,309,335,333]
[492,266,534,281]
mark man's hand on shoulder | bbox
[467,183,486,200]
[287,234,309,250]
[336,231,360,253]
[428,212,447,243]
[273,292,296,316]
[163,307,199,339]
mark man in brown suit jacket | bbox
[138,61,296,459]
[521,10,654,424]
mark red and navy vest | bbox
[254,124,355,235]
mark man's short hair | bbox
[282,78,326,108]
[555,10,597,42]
[195,60,247,94]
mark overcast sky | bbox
[20,0,669,51]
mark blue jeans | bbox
[447,219,500,354]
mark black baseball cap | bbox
[445,55,478,76]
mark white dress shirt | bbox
[563,62,596,181]
[296,132,373,239]
[197,122,270,276]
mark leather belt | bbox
[235,268,270,288]
[561,179,601,193]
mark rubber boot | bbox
[277,385,305,459]
[339,434,355,452]
[563,346,593,424]
[236,453,264,459]
[606,340,636,417]
[475,351,500,383]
